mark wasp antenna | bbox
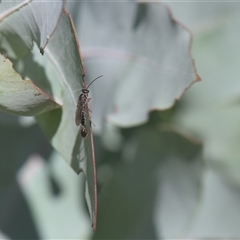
[87,75,103,89]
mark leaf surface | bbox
[68,1,200,131]
[172,4,240,185]
[0,54,59,115]
[0,0,97,230]
[35,11,98,230]
[94,125,203,239]
[0,0,64,54]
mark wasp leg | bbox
[87,98,92,112]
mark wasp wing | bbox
[75,101,82,126]
[76,93,87,126]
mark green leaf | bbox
[158,3,240,237]
[0,54,59,115]
[0,115,47,238]
[67,1,200,130]
[94,125,203,239]
[0,1,97,230]
[172,4,240,185]
[185,169,240,238]
[0,1,201,232]
[0,0,65,56]
[35,11,97,230]
[17,151,91,239]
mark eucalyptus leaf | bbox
[153,3,240,238]
[172,5,240,185]
[94,125,203,239]
[0,0,65,56]
[0,0,201,232]
[0,54,60,115]
[0,1,97,230]
[186,169,240,238]
[0,115,50,239]
[17,152,91,239]
[35,11,97,230]
[68,1,200,131]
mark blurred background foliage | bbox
[1,1,240,239]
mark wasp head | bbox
[82,89,89,94]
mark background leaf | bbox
[167,2,240,237]
[17,152,91,239]
[0,54,59,115]
[0,1,205,237]
[94,125,203,239]
[0,113,91,239]
[170,2,240,185]
[0,0,65,56]
[67,1,199,132]
[0,114,51,239]
[185,169,240,238]
[0,0,97,229]
[35,11,98,229]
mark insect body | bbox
[75,89,89,127]
[75,75,103,138]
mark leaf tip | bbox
[196,74,202,82]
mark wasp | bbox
[75,75,103,138]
